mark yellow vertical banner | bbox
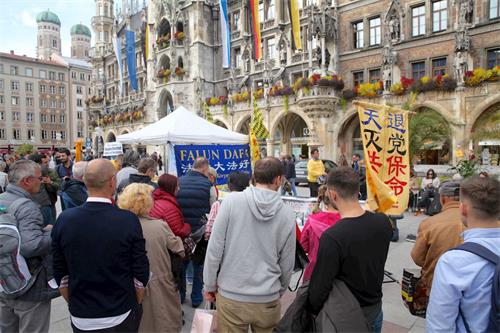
[356,102,397,213]
[145,24,150,60]
[383,109,410,215]
[289,0,302,50]
[249,129,260,167]
[75,141,82,162]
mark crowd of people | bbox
[0,147,498,333]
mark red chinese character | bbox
[386,156,407,177]
[368,151,383,173]
[385,176,408,196]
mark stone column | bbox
[266,138,274,157]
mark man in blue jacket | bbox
[52,159,149,332]
[177,157,212,307]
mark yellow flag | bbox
[289,0,302,50]
[75,141,82,162]
[250,129,260,166]
[356,102,398,213]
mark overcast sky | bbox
[0,0,95,58]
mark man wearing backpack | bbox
[427,175,500,332]
[0,160,56,333]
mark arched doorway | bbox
[273,113,309,158]
[338,113,363,162]
[410,107,451,165]
[471,102,500,166]
[106,132,116,143]
[158,89,174,119]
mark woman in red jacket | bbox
[150,174,191,238]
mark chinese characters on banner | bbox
[174,144,252,185]
[356,101,410,215]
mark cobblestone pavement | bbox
[49,187,427,332]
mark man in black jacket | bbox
[177,157,212,307]
[61,161,88,209]
[306,168,392,333]
[52,159,150,332]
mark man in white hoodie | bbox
[204,157,296,333]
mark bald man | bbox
[51,159,150,333]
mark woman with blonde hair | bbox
[118,183,184,333]
[300,185,341,281]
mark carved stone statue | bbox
[454,51,467,86]
[382,65,392,91]
[279,41,287,65]
[455,28,470,52]
[459,0,474,26]
[316,46,322,66]
[388,14,400,41]
[324,48,331,69]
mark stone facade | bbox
[0,52,70,150]
[88,0,150,153]
[195,0,500,168]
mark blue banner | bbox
[125,30,138,91]
[219,0,231,68]
[174,144,251,185]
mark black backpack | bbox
[451,242,499,332]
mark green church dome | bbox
[71,24,91,37]
[36,10,61,26]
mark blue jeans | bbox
[180,260,204,306]
[372,310,383,333]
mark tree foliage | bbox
[15,144,34,156]
[472,104,500,142]
[409,108,450,163]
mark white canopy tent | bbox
[116,105,248,145]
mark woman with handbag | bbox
[300,185,341,281]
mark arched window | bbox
[176,21,184,33]
[178,57,183,68]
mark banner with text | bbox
[357,101,409,215]
[174,144,252,185]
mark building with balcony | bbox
[146,0,499,171]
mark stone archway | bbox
[271,113,310,157]
[213,119,228,129]
[157,89,174,120]
[106,131,116,143]
[337,111,363,162]
[410,107,452,165]
[471,102,500,167]
[236,115,251,135]
[158,54,171,71]
[158,18,170,38]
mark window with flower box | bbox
[432,57,447,76]
[369,69,381,83]
[412,61,426,79]
[353,71,364,87]
[487,48,500,69]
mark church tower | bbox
[36,9,62,60]
[92,0,115,56]
[71,24,92,60]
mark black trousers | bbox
[71,305,143,333]
[309,182,319,198]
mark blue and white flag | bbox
[219,0,231,68]
[125,30,138,91]
[113,35,124,96]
